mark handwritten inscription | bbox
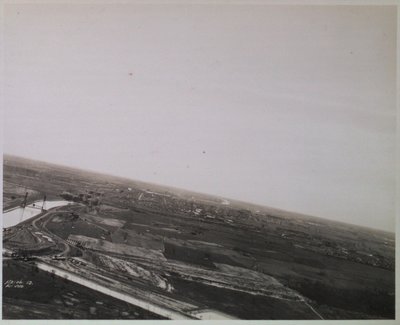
[4,280,33,288]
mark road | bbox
[35,260,196,320]
[31,206,74,256]
[301,299,324,320]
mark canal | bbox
[2,200,71,228]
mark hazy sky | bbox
[4,4,396,231]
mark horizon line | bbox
[3,152,395,234]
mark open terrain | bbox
[2,155,395,319]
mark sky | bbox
[3,4,397,231]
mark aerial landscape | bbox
[3,2,396,322]
[2,154,395,320]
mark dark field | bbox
[3,260,165,319]
[2,155,395,320]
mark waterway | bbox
[2,200,71,228]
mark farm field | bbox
[2,155,395,319]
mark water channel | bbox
[2,200,71,228]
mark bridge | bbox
[18,192,48,224]
[21,192,47,211]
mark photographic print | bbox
[2,2,396,320]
